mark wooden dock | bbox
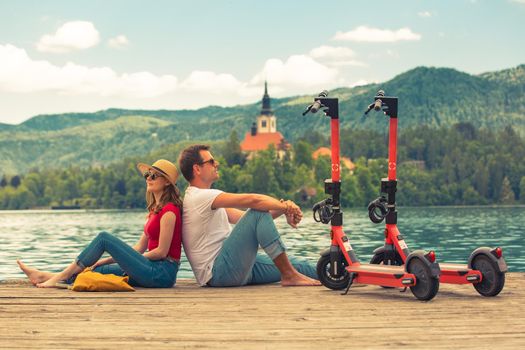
[1,273,524,349]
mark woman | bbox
[17,159,183,288]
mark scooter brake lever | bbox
[302,104,313,116]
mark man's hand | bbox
[285,213,300,228]
[284,200,303,228]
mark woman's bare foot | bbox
[35,261,82,288]
[16,260,55,285]
[36,273,66,288]
[281,272,321,287]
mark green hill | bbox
[1,64,524,174]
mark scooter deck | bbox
[438,262,481,284]
[439,262,468,271]
[348,264,405,274]
[346,264,416,287]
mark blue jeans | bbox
[208,210,317,287]
[74,231,179,288]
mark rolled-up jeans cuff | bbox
[75,258,87,270]
[262,237,286,260]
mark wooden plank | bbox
[0,273,523,349]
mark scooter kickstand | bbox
[342,273,356,295]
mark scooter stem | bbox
[388,117,398,180]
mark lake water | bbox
[0,206,523,281]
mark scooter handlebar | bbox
[303,90,329,115]
[310,90,328,113]
[373,90,385,110]
[363,89,385,116]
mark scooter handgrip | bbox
[373,90,385,111]
[310,100,323,114]
[373,99,383,111]
[310,90,329,113]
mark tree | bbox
[499,176,515,204]
[114,179,127,196]
[520,176,525,203]
[223,130,246,166]
[313,155,331,183]
[473,161,489,198]
[23,173,46,205]
[0,175,7,188]
[355,165,376,207]
[247,151,280,197]
[294,140,313,167]
[10,175,21,188]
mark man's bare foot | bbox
[16,260,55,285]
[36,274,65,288]
[281,272,321,287]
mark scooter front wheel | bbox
[472,254,505,297]
[316,254,349,290]
[407,256,439,301]
[370,251,404,265]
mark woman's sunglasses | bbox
[143,171,164,181]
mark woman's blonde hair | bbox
[146,182,183,213]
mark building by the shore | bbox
[240,82,289,158]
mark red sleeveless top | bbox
[144,202,182,260]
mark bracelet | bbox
[280,198,292,215]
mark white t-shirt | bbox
[182,186,232,286]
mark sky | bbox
[0,0,524,125]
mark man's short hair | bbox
[178,144,210,181]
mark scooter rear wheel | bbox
[407,256,439,301]
[471,254,505,297]
[316,254,349,290]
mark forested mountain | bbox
[1,64,524,174]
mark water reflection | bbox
[0,207,523,281]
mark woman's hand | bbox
[90,258,113,270]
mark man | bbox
[178,144,320,287]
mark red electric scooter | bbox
[303,91,441,301]
[365,90,507,297]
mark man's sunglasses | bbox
[143,171,164,181]
[199,158,217,166]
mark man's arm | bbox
[213,193,303,227]
[212,192,287,212]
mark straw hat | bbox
[137,159,179,186]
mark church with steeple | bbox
[240,82,289,156]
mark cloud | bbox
[310,46,356,59]
[180,71,244,94]
[250,55,339,90]
[418,11,432,17]
[309,45,366,67]
[510,0,525,4]
[333,26,421,42]
[0,42,364,112]
[348,79,370,87]
[36,21,100,53]
[108,35,130,49]
[0,44,177,97]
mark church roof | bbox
[240,131,287,151]
[312,147,356,170]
